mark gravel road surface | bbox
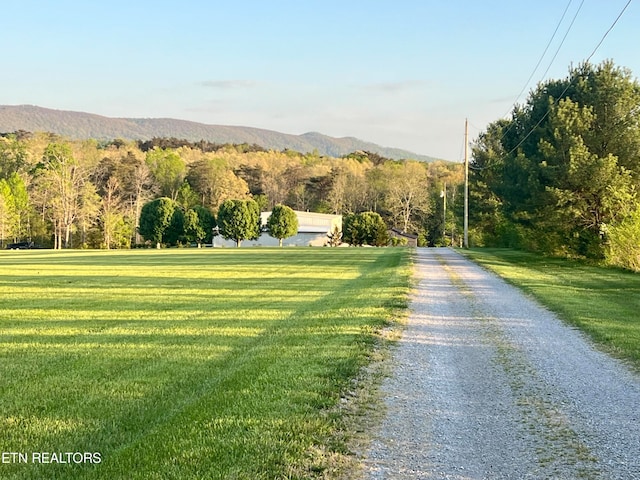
[363,248,640,479]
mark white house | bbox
[213,210,342,247]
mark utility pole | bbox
[442,182,447,245]
[464,118,469,248]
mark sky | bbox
[2,0,639,160]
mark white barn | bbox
[213,210,342,247]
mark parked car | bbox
[6,241,35,250]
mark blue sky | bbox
[2,1,638,160]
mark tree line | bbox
[470,60,640,270]
[138,197,299,248]
[0,132,463,249]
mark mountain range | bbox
[0,105,439,161]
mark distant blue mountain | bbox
[0,105,440,161]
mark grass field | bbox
[461,248,640,370]
[0,248,412,480]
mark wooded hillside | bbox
[0,105,440,162]
[0,133,462,249]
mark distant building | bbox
[388,228,418,248]
[214,210,342,247]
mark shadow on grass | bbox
[0,248,412,479]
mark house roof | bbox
[390,228,418,239]
[260,210,342,230]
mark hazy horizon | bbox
[2,1,638,160]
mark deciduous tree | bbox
[266,204,298,247]
[217,199,261,247]
[115,151,153,244]
[187,157,249,211]
[0,134,28,179]
[145,148,186,201]
[382,161,430,233]
[36,143,88,248]
[184,205,215,247]
[0,179,15,246]
[138,197,178,248]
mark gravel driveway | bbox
[363,248,640,479]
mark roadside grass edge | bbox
[458,247,640,372]
[320,249,415,480]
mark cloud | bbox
[199,80,259,89]
[359,80,432,93]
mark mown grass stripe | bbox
[0,248,411,479]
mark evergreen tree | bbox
[343,211,388,246]
[471,61,640,258]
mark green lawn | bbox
[461,248,640,370]
[0,248,412,480]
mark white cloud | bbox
[199,80,259,89]
[358,80,433,93]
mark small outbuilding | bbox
[388,228,418,247]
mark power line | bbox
[533,0,585,93]
[585,0,632,62]
[467,120,484,133]
[504,0,633,157]
[501,0,575,119]
[496,1,585,145]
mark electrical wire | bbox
[531,0,585,95]
[503,0,633,157]
[496,0,585,144]
[500,0,575,119]
[585,0,632,62]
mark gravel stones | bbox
[363,248,640,479]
